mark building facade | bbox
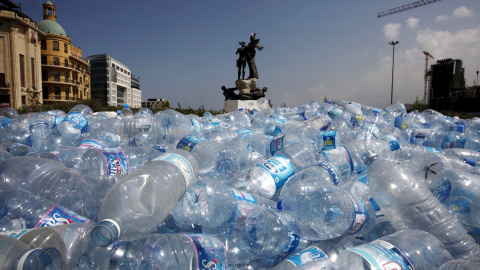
[38,1,90,105]
[86,54,141,108]
[0,3,46,108]
[428,58,465,110]
[142,98,168,110]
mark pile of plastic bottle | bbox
[1,98,480,269]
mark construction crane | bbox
[423,51,434,106]
[378,0,442,18]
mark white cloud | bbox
[383,23,402,40]
[406,17,420,29]
[453,6,474,18]
[435,15,449,22]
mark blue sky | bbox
[21,0,480,110]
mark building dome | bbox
[38,19,67,36]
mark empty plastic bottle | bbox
[0,234,62,270]
[278,178,376,241]
[158,177,276,233]
[133,107,153,133]
[364,152,479,258]
[5,143,36,156]
[120,104,133,117]
[151,109,201,143]
[86,233,227,270]
[40,104,93,151]
[91,149,198,246]
[1,226,68,268]
[439,258,480,270]
[443,148,480,165]
[334,229,453,270]
[224,142,317,199]
[0,188,90,232]
[56,147,163,175]
[164,128,226,176]
[361,216,397,242]
[77,130,122,149]
[273,236,365,270]
[203,199,307,264]
[269,125,324,156]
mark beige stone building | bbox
[38,1,90,105]
[0,2,46,108]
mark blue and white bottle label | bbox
[348,240,414,270]
[270,136,285,156]
[410,129,429,144]
[318,162,341,186]
[231,188,257,205]
[35,204,90,228]
[177,135,207,152]
[102,149,128,175]
[64,112,88,132]
[286,246,327,266]
[191,119,201,135]
[154,153,195,188]
[185,234,228,270]
[258,155,295,188]
[346,193,368,235]
[360,124,380,139]
[0,229,29,239]
[279,231,301,258]
[321,131,337,151]
[78,139,107,149]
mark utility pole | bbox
[389,41,399,104]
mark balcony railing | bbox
[42,61,86,73]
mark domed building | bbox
[38,1,90,104]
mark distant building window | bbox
[79,76,82,84]
[42,70,47,81]
[31,58,35,88]
[0,73,5,87]
[65,72,69,83]
[64,43,68,53]
[65,88,69,100]
[19,54,25,87]
[53,57,59,66]
[64,59,68,67]
[41,40,46,50]
[43,86,49,99]
[55,87,60,99]
[53,41,59,51]
[54,71,60,82]
[41,56,47,64]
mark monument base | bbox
[224,99,261,113]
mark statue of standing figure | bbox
[236,33,263,80]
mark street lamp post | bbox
[389,41,399,104]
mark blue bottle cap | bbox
[116,110,122,115]
[423,122,431,128]
[277,199,291,211]
[2,117,11,127]
[464,158,476,167]
[124,104,129,108]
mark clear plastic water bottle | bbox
[269,125,324,156]
[48,222,96,269]
[56,147,163,175]
[40,104,93,151]
[439,258,480,269]
[0,149,13,161]
[224,142,316,199]
[127,130,154,148]
[0,234,62,270]
[151,109,201,143]
[5,143,36,156]
[0,188,90,232]
[1,226,68,267]
[133,107,153,133]
[88,233,227,269]
[428,169,480,233]
[273,236,364,270]
[91,149,198,246]
[361,216,397,242]
[443,148,480,165]
[27,112,54,151]
[278,178,376,241]
[164,128,226,176]
[257,97,273,116]
[120,103,133,117]
[203,199,307,264]
[364,152,479,258]
[78,130,122,149]
[158,177,276,233]
[334,229,453,269]
[0,157,100,219]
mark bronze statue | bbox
[221,85,267,101]
[245,33,263,79]
[236,41,247,80]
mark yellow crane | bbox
[423,51,434,106]
[378,0,442,18]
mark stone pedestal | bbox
[235,78,257,95]
[224,99,260,113]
